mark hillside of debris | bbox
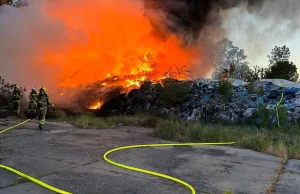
[96,78,300,127]
[1,73,300,127]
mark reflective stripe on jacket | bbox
[29,92,38,101]
[37,93,51,107]
[12,90,22,101]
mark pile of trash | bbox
[99,78,300,125]
[181,78,300,124]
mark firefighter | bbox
[11,85,23,116]
[28,88,38,116]
[36,87,55,129]
[229,64,235,78]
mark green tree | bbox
[265,61,299,81]
[268,45,290,65]
[265,45,298,81]
[212,38,250,80]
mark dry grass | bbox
[265,142,288,158]
[266,155,288,194]
[53,110,300,159]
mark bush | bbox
[242,65,265,83]
[247,83,264,95]
[256,104,273,128]
[48,110,67,121]
[217,80,233,102]
[159,79,191,106]
[277,106,288,127]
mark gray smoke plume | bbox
[143,0,266,44]
[0,1,69,91]
[143,0,300,74]
[220,0,300,69]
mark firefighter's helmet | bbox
[40,87,46,92]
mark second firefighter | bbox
[28,88,38,116]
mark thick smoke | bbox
[0,1,71,91]
[145,0,300,73]
[143,0,265,44]
[142,0,269,78]
[220,0,300,70]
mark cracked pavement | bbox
[0,119,292,194]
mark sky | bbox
[220,0,300,76]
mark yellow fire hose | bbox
[103,142,236,194]
[276,92,284,127]
[0,164,72,194]
[0,119,236,194]
[0,119,31,134]
[0,119,72,194]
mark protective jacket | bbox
[37,93,52,108]
[11,89,22,102]
[29,91,38,102]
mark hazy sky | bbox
[221,0,300,75]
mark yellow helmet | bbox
[40,87,46,92]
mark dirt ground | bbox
[0,119,299,194]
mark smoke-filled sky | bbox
[0,0,299,97]
[221,0,300,74]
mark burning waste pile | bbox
[60,76,300,126]
[1,0,300,127]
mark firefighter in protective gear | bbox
[11,85,23,116]
[28,88,38,116]
[36,87,55,129]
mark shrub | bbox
[242,65,265,83]
[256,104,273,128]
[159,79,191,106]
[217,80,233,102]
[247,83,264,95]
[277,106,289,127]
[48,110,67,121]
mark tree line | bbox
[212,38,299,82]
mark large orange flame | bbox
[40,0,202,90]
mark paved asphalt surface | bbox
[0,119,299,194]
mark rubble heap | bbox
[98,78,300,125]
